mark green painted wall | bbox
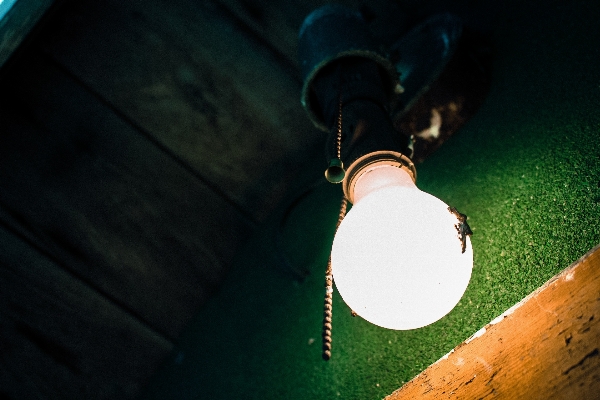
[144,1,600,399]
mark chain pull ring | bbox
[325,96,346,183]
[335,96,343,160]
[322,196,348,360]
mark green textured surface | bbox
[144,1,600,399]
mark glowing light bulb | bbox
[331,160,473,330]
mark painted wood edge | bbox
[385,242,600,399]
[0,0,55,69]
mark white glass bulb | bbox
[331,164,473,330]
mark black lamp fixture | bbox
[298,5,474,360]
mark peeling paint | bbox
[453,357,465,366]
[433,348,455,365]
[564,270,575,281]
[441,349,454,360]
[466,327,487,344]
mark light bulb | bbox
[331,159,473,330]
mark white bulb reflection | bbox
[331,165,473,330]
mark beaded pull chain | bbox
[322,94,347,360]
[335,97,343,160]
[322,196,348,360]
[324,97,346,183]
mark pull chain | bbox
[336,96,343,160]
[322,91,347,360]
[324,97,346,183]
[322,196,348,360]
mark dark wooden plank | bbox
[41,0,322,222]
[212,0,421,67]
[0,52,252,339]
[385,244,600,400]
[208,0,324,67]
[0,224,173,400]
[213,0,496,68]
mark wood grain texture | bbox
[215,0,498,69]
[0,53,251,339]
[385,244,600,400]
[0,225,173,400]
[40,0,322,221]
[214,0,411,66]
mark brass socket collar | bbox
[343,151,416,204]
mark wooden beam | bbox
[41,0,322,221]
[0,53,251,339]
[212,0,409,67]
[385,244,600,399]
[0,224,173,399]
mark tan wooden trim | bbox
[386,243,600,400]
